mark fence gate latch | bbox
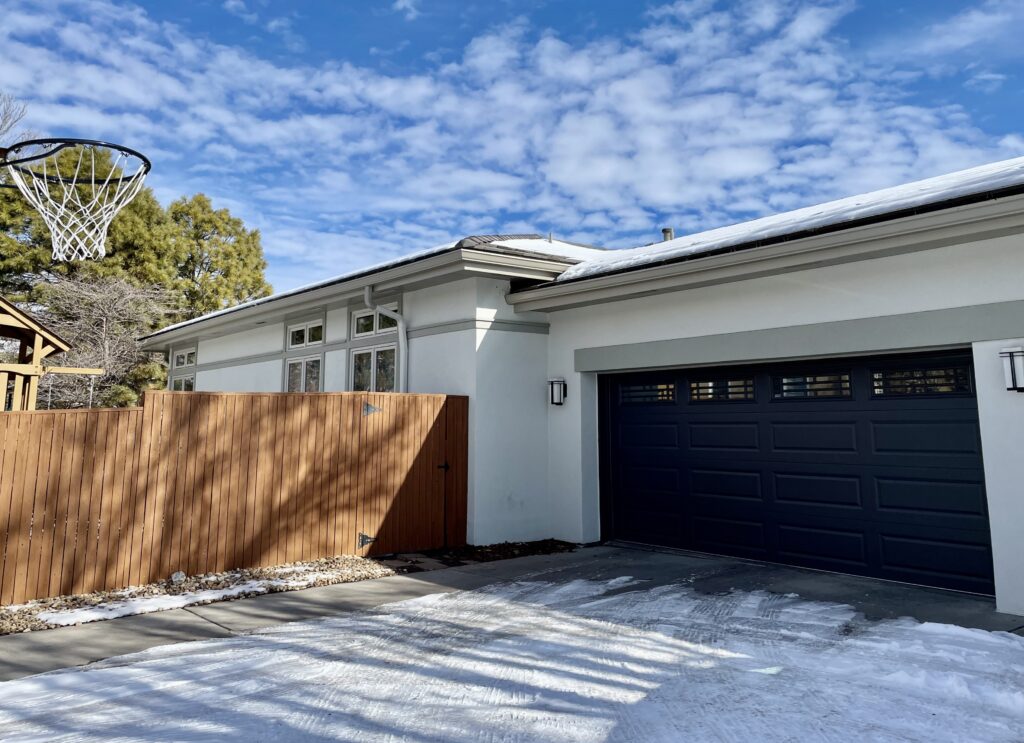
[358,532,376,549]
[437,461,450,472]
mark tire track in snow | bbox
[0,577,1022,742]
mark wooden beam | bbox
[25,375,38,411]
[0,312,29,331]
[0,372,7,412]
[10,376,23,412]
[43,367,105,376]
[0,363,43,376]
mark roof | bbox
[557,154,1024,283]
[142,235,605,342]
[0,296,70,354]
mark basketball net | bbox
[4,141,150,261]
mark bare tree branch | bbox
[32,277,174,408]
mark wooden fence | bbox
[0,391,468,605]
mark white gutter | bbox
[364,285,409,393]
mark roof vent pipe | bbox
[661,227,675,241]
[363,285,409,393]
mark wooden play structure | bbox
[0,296,102,411]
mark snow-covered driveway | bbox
[1,576,1023,742]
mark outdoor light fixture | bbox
[1000,347,1024,392]
[548,377,567,406]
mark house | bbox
[142,156,1024,615]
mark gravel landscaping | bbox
[0,539,577,635]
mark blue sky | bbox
[1,0,1022,291]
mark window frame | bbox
[287,320,324,350]
[172,347,196,369]
[351,304,399,339]
[285,354,323,393]
[170,374,195,392]
[350,343,398,393]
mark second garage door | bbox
[602,351,994,594]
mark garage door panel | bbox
[870,420,981,459]
[687,422,760,451]
[775,521,869,570]
[771,421,859,454]
[692,516,767,558]
[874,475,987,520]
[620,422,679,449]
[877,524,993,593]
[605,351,995,594]
[772,471,863,509]
[690,468,762,501]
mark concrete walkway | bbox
[1,545,1021,682]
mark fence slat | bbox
[0,391,468,604]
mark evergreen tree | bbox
[169,194,272,319]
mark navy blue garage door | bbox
[601,351,994,594]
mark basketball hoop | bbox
[0,137,152,261]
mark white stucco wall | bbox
[323,348,347,391]
[973,339,1024,615]
[404,278,478,326]
[196,360,282,392]
[470,326,551,544]
[543,234,1024,554]
[197,324,283,364]
[406,278,554,545]
[325,307,349,343]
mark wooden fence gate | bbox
[0,391,468,604]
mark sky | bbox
[1,0,1022,292]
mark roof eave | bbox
[140,248,581,350]
[507,192,1024,313]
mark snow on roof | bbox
[144,235,602,340]
[558,155,1024,283]
[485,236,607,261]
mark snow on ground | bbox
[559,155,1024,282]
[0,555,395,634]
[1,577,1023,742]
[34,580,293,627]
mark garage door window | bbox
[620,383,675,404]
[690,378,755,402]
[871,366,973,396]
[773,373,851,399]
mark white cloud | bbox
[392,0,420,22]
[0,0,1019,291]
[223,0,258,24]
[965,71,1008,93]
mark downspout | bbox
[363,285,409,393]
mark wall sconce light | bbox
[548,377,567,406]
[1000,347,1024,392]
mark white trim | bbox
[170,374,195,392]
[352,303,399,339]
[508,195,1024,312]
[350,342,398,393]
[173,346,196,369]
[140,247,589,350]
[287,320,324,350]
[285,354,323,392]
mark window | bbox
[288,320,324,349]
[286,356,322,392]
[690,378,755,402]
[773,373,851,399]
[170,375,195,392]
[871,366,973,397]
[620,383,676,404]
[173,347,196,368]
[352,305,399,338]
[352,345,397,393]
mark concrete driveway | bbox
[1,546,1023,742]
